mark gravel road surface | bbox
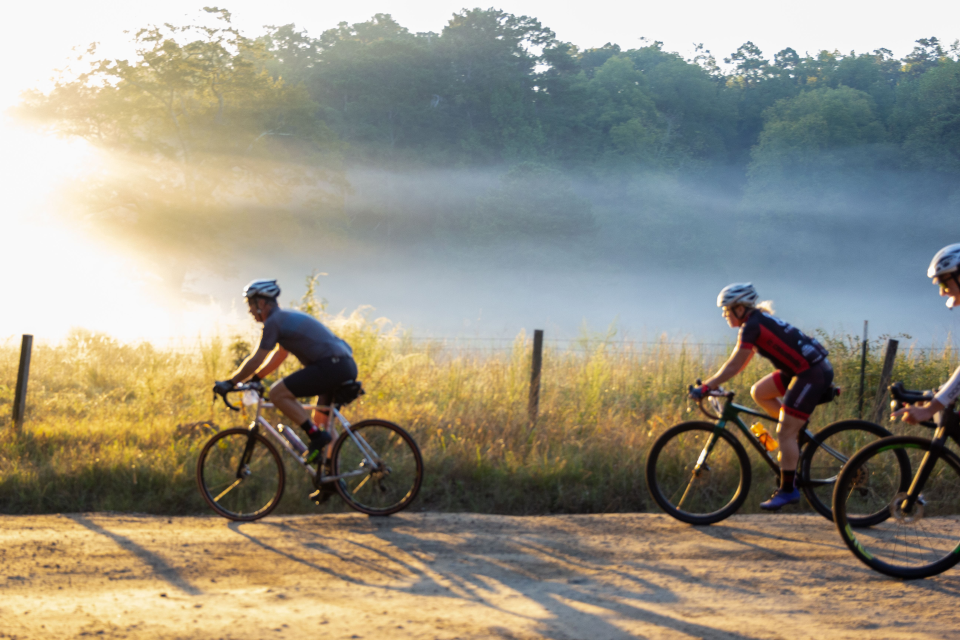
[1,512,958,639]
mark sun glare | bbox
[0,121,242,346]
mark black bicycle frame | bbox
[705,394,844,487]
[899,407,960,513]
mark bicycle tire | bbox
[799,419,908,525]
[331,419,423,516]
[645,421,752,525]
[834,436,960,579]
[196,427,285,521]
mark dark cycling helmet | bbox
[717,283,759,308]
[243,279,281,299]
[928,244,960,280]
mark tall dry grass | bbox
[0,297,956,515]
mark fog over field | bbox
[3,148,957,345]
[3,9,958,346]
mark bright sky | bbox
[1,1,958,343]
[4,0,960,108]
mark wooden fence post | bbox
[13,334,33,433]
[528,329,544,425]
[870,339,899,424]
[857,320,868,420]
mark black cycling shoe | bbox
[304,430,333,464]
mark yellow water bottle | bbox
[750,423,778,452]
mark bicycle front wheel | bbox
[645,421,752,525]
[331,419,424,516]
[196,427,285,521]
[834,436,960,579]
[799,419,907,525]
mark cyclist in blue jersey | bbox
[690,283,834,510]
[893,244,960,423]
[213,280,357,478]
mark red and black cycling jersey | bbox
[737,311,828,375]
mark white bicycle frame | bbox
[244,393,383,483]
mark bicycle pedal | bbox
[309,487,336,505]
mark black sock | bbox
[301,419,319,436]
[781,470,796,492]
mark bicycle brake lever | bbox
[215,389,241,412]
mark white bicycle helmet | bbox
[243,279,281,299]
[928,244,960,280]
[929,244,960,309]
[717,283,759,308]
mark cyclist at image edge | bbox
[691,283,833,510]
[892,244,960,424]
[213,279,357,465]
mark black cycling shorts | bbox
[282,356,358,399]
[773,359,834,421]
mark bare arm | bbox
[704,348,754,389]
[228,348,272,385]
[253,347,289,380]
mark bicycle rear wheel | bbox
[197,427,285,521]
[331,419,423,516]
[834,436,960,579]
[799,419,908,525]
[645,421,752,525]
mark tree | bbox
[626,44,735,166]
[17,8,344,289]
[747,86,888,196]
[897,59,960,174]
[436,9,554,162]
[305,14,444,162]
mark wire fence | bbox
[2,331,955,358]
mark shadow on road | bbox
[66,514,202,596]
[231,515,765,640]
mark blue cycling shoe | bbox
[760,488,801,511]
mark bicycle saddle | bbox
[333,380,365,406]
[815,385,841,405]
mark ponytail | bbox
[755,300,775,314]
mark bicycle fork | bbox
[678,425,725,509]
[898,432,946,514]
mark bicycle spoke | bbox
[213,478,243,502]
[352,473,372,493]
[197,429,285,522]
[646,422,750,525]
[333,420,422,516]
[836,437,960,578]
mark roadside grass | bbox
[0,310,955,516]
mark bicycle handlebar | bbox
[213,381,264,412]
[690,379,734,419]
[889,382,934,409]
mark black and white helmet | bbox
[927,244,960,280]
[717,283,759,308]
[243,279,281,299]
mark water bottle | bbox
[750,423,778,452]
[278,424,307,455]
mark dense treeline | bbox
[256,13,960,177]
[15,7,960,282]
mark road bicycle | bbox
[645,382,898,525]
[197,380,423,521]
[834,382,960,579]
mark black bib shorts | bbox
[283,355,358,399]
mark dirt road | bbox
[0,512,957,639]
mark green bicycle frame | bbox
[696,393,847,487]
